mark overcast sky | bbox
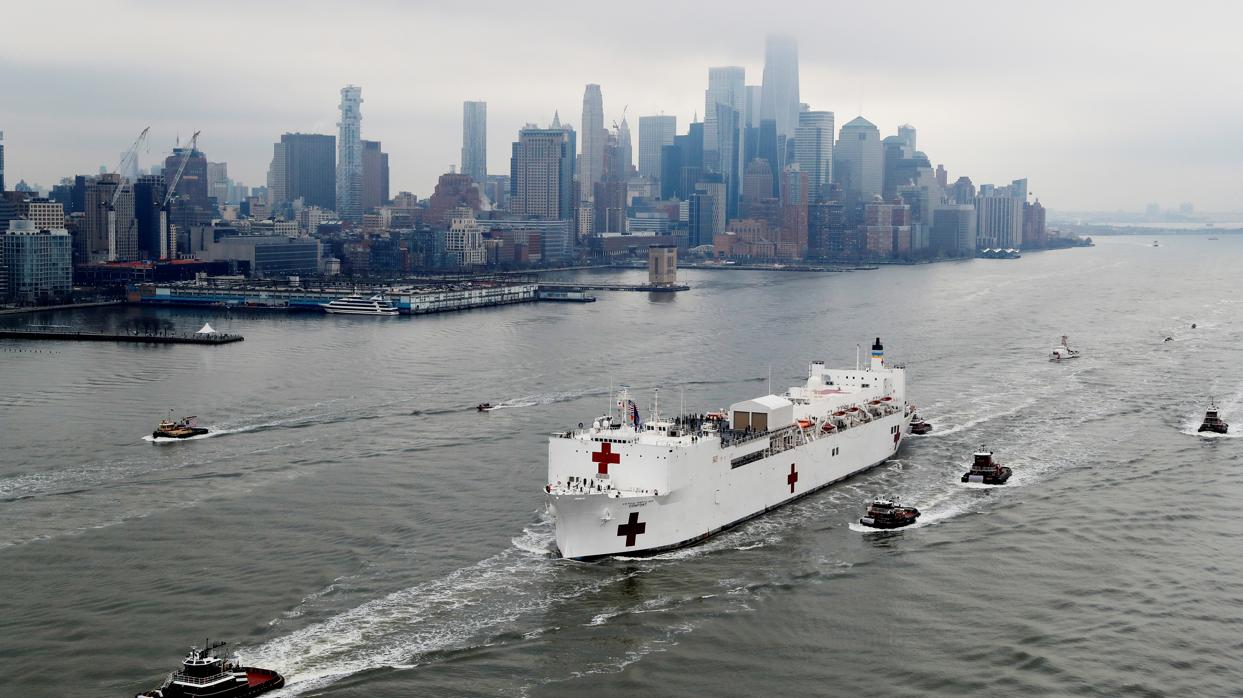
[1,0,1240,212]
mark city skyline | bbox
[0,1,1240,211]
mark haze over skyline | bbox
[1,0,1239,212]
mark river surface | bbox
[1,236,1241,697]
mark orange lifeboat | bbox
[797,419,813,429]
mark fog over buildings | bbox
[0,0,1240,211]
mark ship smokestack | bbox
[870,337,884,370]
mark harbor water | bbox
[1,236,1241,696]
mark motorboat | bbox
[153,413,209,439]
[136,640,284,698]
[961,446,1012,484]
[909,414,932,435]
[858,497,920,529]
[1199,404,1229,434]
[1050,335,1080,362]
[477,403,495,412]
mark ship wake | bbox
[243,513,646,695]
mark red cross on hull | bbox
[787,463,799,493]
[591,442,621,476]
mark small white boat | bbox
[1050,335,1080,362]
[323,294,399,316]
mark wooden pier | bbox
[0,329,244,345]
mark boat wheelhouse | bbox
[961,446,1012,484]
[1199,404,1229,434]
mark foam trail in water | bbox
[241,514,641,695]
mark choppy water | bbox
[2,236,1241,696]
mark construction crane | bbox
[106,127,150,261]
[159,130,201,260]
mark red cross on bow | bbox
[787,463,799,493]
[592,442,621,476]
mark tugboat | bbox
[961,446,1012,484]
[1199,403,1229,434]
[858,497,921,530]
[153,412,209,439]
[909,414,932,435]
[1050,335,1080,362]
[476,403,494,412]
[137,640,284,698]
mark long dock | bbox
[537,281,689,292]
[0,329,244,345]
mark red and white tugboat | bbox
[137,640,284,698]
[1199,403,1229,434]
[909,413,932,435]
[858,497,920,529]
[961,446,1012,484]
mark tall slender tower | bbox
[462,101,487,186]
[617,116,633,177]
[760,35,801,142]
[579,84,605,202]
[335,85,363,222]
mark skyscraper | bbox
[579,84,605,202]
[760,35,800,142]
[511,118,576,220]
[132,174,166,260]
[362,140,388,212]
[616,116,633,178]
[795,111,834,196]
[84,174,135,262]
[897,124,917,150]
[462,101,487,187]
[0,130,5,192]
[207,162,229,205]
[757,119,781,197]
[269,133,335,210]
[335,85,364,223]
[833,116,883,205]
[974,183,1024,248]
[704,67,746,172]
[745,86,763,128]
[637,115,676,180]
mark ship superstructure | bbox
[545,338,912,559]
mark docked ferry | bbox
[322,294,399,316]
[544,338,912,560]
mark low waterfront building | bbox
[198,234,321,277]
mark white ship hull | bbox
[548,411,909,559]
[545,339,912,560]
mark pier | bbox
[129,281,540,315]
[0,329,244,345]
[537,281,690,293]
